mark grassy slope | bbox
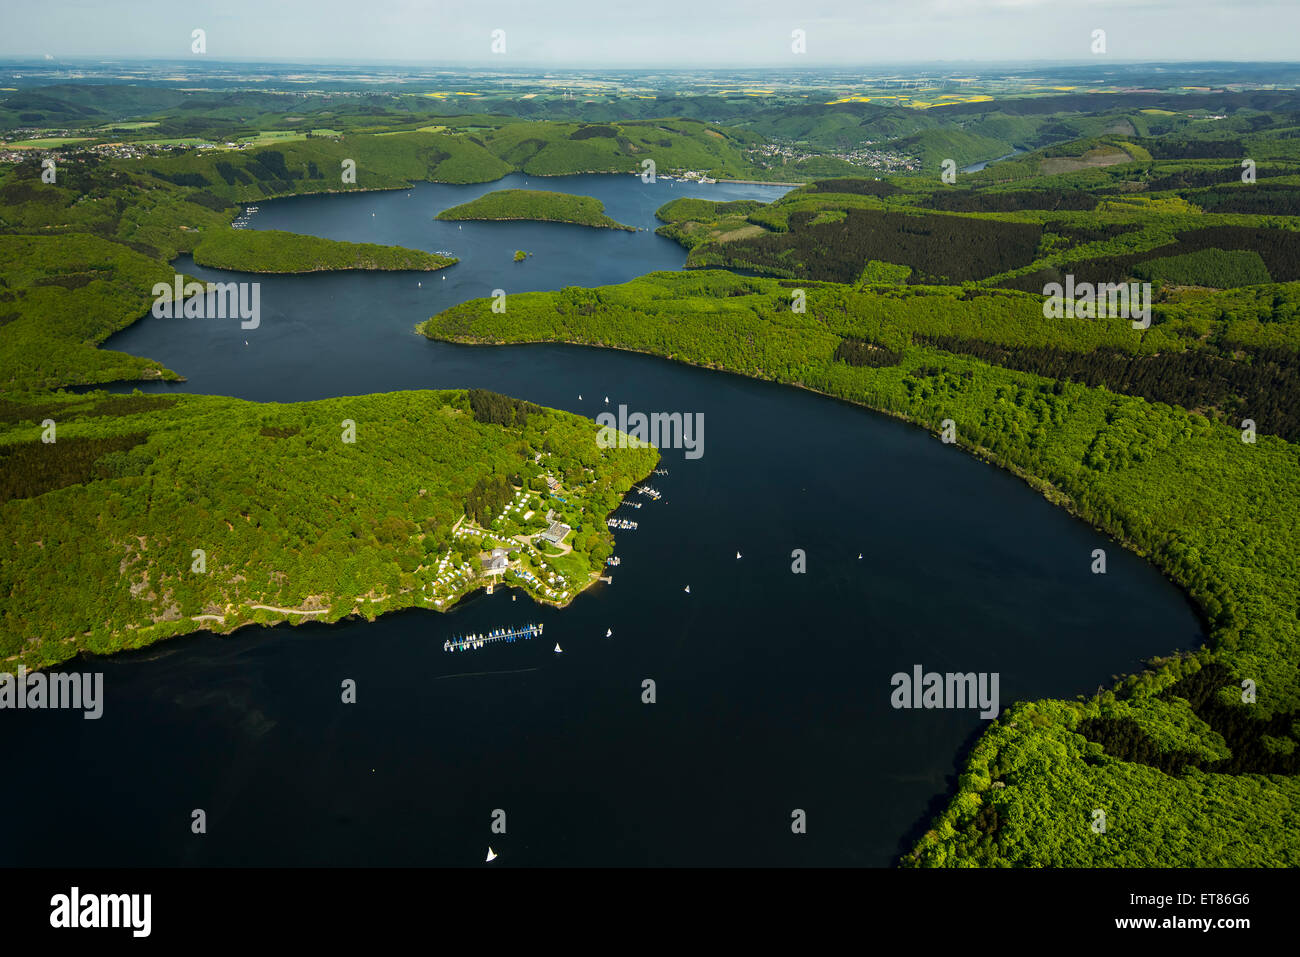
[479,119,760,178]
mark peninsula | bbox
[0,388,656,672]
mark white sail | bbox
[486,847,498,862]
[736,551,742,559]
[605,628,612,637]
[554,643,562,653]
[684,585,691,593]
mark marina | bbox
[231,205,259,229]
[444,622,543,653]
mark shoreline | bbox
[715,178,805,187]
[420,330,1213,642]
[435,214,635,231]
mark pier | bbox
[444,622,543,653]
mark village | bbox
[416,450,667,612]
[418,467,600,610]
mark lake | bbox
[0,174,1205,867]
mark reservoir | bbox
[0,174,1205,867]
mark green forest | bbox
[192,228,457,273]
[436,188,634,230]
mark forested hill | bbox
[83,121,764,205]
[436,189,635,230]
[0,389,656,671]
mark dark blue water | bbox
[0,175,1204,867]
[961,150,1024,174]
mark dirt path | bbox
[248,604,328,616]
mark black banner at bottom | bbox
[3,866,1293,943]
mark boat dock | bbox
[608,518,638,530]
[444,622,543,653]
[634,486,662,500]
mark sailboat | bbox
[736,551,742,559]
[486,847,498,862]
[418,281,421,287]
[858,553,863,560]
[554,643,563,653]
[684,585,691,594]
[578,394,583,400]
[604,396,609,404]
[605,628,612,637]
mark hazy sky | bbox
[4,0,1298,65]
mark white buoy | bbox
[418,281,422,287]
[486,847,498,862]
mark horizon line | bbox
[3,56,1300,70]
